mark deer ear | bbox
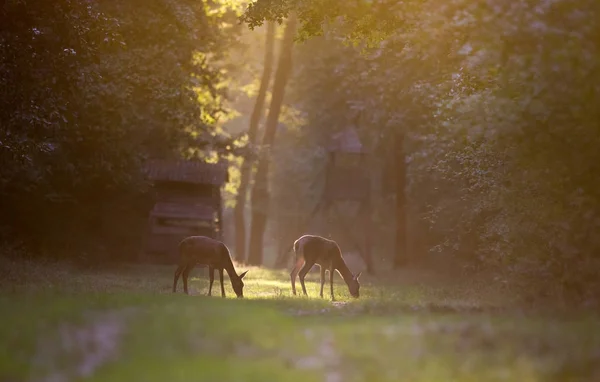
[355,272,362,281]
[239,270,248,279]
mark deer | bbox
[290,234,362,301]
[172,236,249,298]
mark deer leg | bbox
[299,260,315,297]
[208,266,215,296]
[219,268,226,298]
[290,259,304,296]
[173,264,185,293]
[329,265,336,301]
[182,264,193,295]
[319,266,326,298]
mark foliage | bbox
[0,0,242,258]
[241,0,401,44]
[243,0,600,303]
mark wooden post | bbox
[393,130,408,268]
[364,190,374,274]
[361,152,374,273]
[217,186,223,242]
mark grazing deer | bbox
[172,236,249,298]
[290,234,362,301]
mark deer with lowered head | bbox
[172,236,249,298]
[290,234,362,301]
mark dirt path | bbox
[33,309,135,382]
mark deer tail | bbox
[293,240,301,257]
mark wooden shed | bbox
[141,159,228,263]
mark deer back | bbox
[179,236,230,267]
[295,235,342,266]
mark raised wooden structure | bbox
[275,127,374,273]
[141,159,228,263]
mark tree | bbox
[0,0,243,258]
[246,14,298,266]
[241,0,600,304]
[234,21,276,263]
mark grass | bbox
[0,259,599,382]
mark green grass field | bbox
[0,260,599,382]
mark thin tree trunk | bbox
[246,14,297,266]
[393,130,408,268]
[234,21,276,263]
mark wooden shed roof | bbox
[144,159,228,186]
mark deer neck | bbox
[334,258,354,285]
[222,257,239,279]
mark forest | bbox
[1,0,600,381]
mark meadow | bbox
[0,258,599,382]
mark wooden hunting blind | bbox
[324,127,370,202]
[276,126,374,273]
[141,159,228,263]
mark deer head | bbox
[348,271,362,298]
[231,270,249,298]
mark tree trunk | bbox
[234,21,276,263]
[393,130,408,268]
[246,14,297,266]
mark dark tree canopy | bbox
[0,0,242,258]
